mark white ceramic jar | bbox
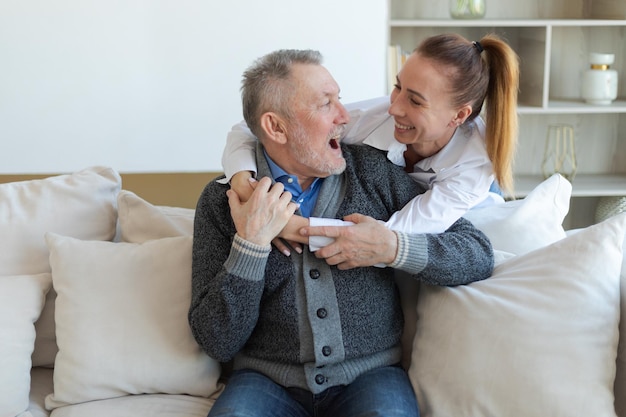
[581,52,618,105]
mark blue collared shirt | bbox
[264,150,323,218]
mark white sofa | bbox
[1,166,625,417]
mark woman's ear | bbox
[453,104,473,125]
[260,112,288,144]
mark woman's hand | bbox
[230,171,255,203]
[273,215,310,256]
[301,213,398,269]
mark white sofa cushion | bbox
[0,166,121,368]
[399,175,572,367]
[117,190,194,242]
[44,393,215,417]
[463,173,570,256]
[44,233,221,410]
[410,213,626,417]
[0,273,51,417]
[0,166,120,276]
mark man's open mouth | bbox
[328,127,344,149]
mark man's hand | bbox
[231,175,305,256]
[301,213,398,269]
[227,176,298,247]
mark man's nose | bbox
[336,103,350,124]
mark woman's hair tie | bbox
[472,41,484,54]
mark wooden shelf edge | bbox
[509,174,626,198]
[389,19,626,27]
[519,100,626,114]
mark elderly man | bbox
[189,49,493,417]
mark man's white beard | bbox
[289,122,346,177]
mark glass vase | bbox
[450,0,486,19]
[541,124,577,181]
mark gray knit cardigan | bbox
[190,143,493,394]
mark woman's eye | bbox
[393,83,401,90]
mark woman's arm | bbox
[304,160,495,256]
[385,166,496,234]
[221,122,258,183]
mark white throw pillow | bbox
[0,273,51,417]
[399,175,568,369]
[463,173,570,255]
[0,166,120,276]
[0,166,121,368]
[117,190,194,242]
[410,212,626,417]
[44,233,221,409]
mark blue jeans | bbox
[208,365,419,417]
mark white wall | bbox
[0,0,387,174]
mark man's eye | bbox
[393,84,401,90]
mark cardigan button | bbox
[309,269,320,279]
[322,346,332,356]
[315,374,327,385]
[316,308,327,319]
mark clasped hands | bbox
[228,175,398,269]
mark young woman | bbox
[221,32,519,256]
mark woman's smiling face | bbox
[389,53,464,158]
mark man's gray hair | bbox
[241,49,323,140]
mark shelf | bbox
[389,19,626,27]
[511,174,626,198]
[518,100,626,114]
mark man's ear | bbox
[260,112,288,144]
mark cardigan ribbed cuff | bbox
[388,231,429,274]
[224,233,271,281]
